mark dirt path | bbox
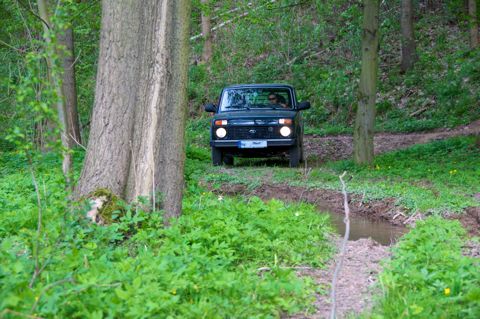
[305,119,480,163]
[291,238,389,319]
[212,121,480,318]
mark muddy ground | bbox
[217,183,480,236]
[290,238,389,319]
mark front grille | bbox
[227,126,279,139]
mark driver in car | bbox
[268,93,288,108]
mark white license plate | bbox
[237,140,267,148]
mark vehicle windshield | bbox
[219,88,293,112]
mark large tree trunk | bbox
[468,0,479,49]
[353,0,379,165]
[75,0,190,223]
[400,0,417,72]
[201,0,213,63]
[37,0,73,188]
[58,27,82,146]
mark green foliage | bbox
[0,150,333,318]
[188,0,480,133]
[325,136,480,213]
[370,217,480,318]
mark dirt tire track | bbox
[304,119,480,163]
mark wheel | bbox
[212,147,223,166]
[289,144,300,167]
[223,155,234,166]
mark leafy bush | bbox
[371,217,480,318]
[0,151,333,318]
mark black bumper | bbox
[210,138,296,147]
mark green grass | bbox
[201,136,480,215]
[369,217,480,318]
[0,150,333,318]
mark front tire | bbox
[289,144,300,167]
[212,147,223,166]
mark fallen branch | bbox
[392,211,406,220]
[409,107,428,117]
[403,212,418,225]
[330,171,351,319]
[190,0,277,41]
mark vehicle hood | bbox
[214,110,297,119]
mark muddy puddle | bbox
[325,211,407,246]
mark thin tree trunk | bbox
[201,0,212,63]
[400,0,417,72]
[353,0,379,165]
[37,0,72,188]
[468,0,479,49]
[75,0,191,223]
[58,27,82,146]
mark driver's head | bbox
[268,93,278,104]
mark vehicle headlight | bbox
[216,127,227,138]
[280,126,292,137]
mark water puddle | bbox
[325,211,407,246]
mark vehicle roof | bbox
[224,83,295,90]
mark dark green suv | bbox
[204,84,310,167]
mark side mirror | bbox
[297,101,311,110]
[204,103,217,113]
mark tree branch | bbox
[330,171,351,319]
[190,0,277,41]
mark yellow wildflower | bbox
[444,288,451,296]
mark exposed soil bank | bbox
[218,183,410,225]
[215,183,480,236]
[304,119,480,164]
[290,238,389,319]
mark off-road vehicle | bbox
[205,84,310,167]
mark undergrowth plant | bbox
[370,217,480,318]
[0,151,333,318]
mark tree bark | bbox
[37,0,73,188]
[157,0,190,222]
[58,27,82,146]
[400,0,417,73]
[201,0,212,63]
[75,0,191,222]
[353,0,379,165]
[468,0,479,49]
